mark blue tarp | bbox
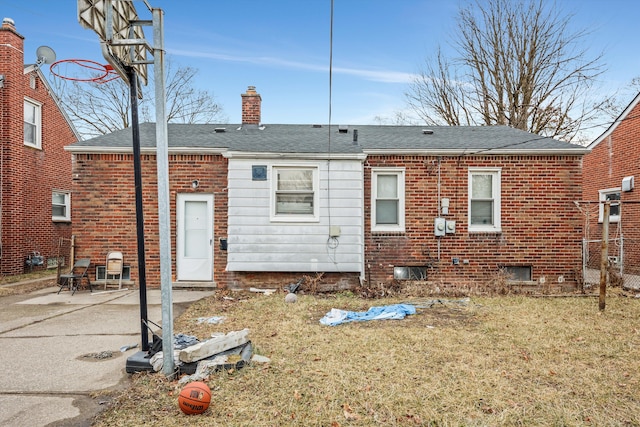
[319,304,417,326]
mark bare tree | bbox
[405,0,609,142]
[51,59,226,139]
[599,77,640,121]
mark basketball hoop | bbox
[50,59,120,84]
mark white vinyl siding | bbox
[227,159,363,273]
[468,168,501,233]
[24,98,42,149]
[371,168,405,233]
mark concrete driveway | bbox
[0,285,214,426]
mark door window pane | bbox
[184,201,208,257]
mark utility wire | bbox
[462,111,640,157]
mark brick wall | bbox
[364,154,584,291]
[0,20,73,275]
[72,150,361,290]
[73,150,584,292]
[71,153,229,286]
[582,100,640,272]
[241,86,261,125]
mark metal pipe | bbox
[153,7,174,377]
[128,65,149,351]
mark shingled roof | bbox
[66,122,587,156]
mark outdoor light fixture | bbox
[191,180,199,189]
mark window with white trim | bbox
[271,166,319,221]
[598,188,620,223]
[468,168,501,232]
[372,168,405,232]
[52,191,71,222]
[24,98,42,149]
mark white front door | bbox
[177,193,213,281]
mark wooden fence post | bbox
[599,203,610,311]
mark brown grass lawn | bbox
[0,269,58,296]
[93,289,640,426]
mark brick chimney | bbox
[241,85,261,125]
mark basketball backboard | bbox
[77,0,150,85]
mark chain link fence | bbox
[582,237,640,291]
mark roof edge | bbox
[37,68,83,142]
[64,146,228,155]
[224,151,367,160]
[363,148,588,156]
[587,91,640,150]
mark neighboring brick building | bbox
[582,92,640,278]
[0,18,78,275]
[67,86,587,292]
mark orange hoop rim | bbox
[49,59,120,83]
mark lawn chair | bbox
[104,251,123,290]
[58,258,92,295]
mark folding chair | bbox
[105,251,123,290]
[58,258,92,295]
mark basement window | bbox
[96,265,131,281]
[394,266,427,280]
[501,266,532,281]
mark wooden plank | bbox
[179,329,250,364]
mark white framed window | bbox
[468,168,501,233]
[598,188,621,223]
[24,98,42,149]
[372,168,405,232]
[52,191,71,222]
[271,166,319,222]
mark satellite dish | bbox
[35,46,56,65]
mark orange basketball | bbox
[178,381,211,415]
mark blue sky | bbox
[3,0,640,131]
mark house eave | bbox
[362,148,588,156]
[36,68,83,142]
[587,91,640,150]
[223,151,367,160]
[64,146,228,155]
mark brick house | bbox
[582,92,640,278]
[0,18,78,275]
[67,86,587,292]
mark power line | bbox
[461,110,640,157]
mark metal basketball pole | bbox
[152,7,174,376]
[127,65,150,352]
